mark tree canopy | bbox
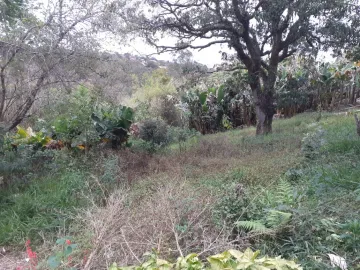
[126,0,360,134]
[0,0,25,26]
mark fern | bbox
[275,179,294,205]
[266,210,292,228]
[235,220,269,233]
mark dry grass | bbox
[78,180,237,270]
[115,125,302,186]
[71,124,304,269]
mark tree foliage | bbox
[126,0,360,134]
[0,0,24,26]
[0,0,127,131]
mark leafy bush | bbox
[167,126,200,151]
[6,126,51,150]
[158,95,182,127]
[91,104,134,148]
[1,148,52,177]
[109,248,302,270]
[301,126,326,159]
[139,119,170,149]
[182,87,225,134]
[40,86,97,149]
[212,182,252,226]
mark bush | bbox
[91,104,134,149]
[167,126,200,151]
[139,119,170,149]
[158,95,182,127]
[212,182,252,226]
[0,146,55,187]
[301,126,326,159]
[38,86,97,149]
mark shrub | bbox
[0,145,55,187]
[212,182,254,226]
[301,126,326,159]
[91,105,134,149]
[139,119,169,149]
[158,95,182,127]
[167,126,200,151]
[39,86,97,149]
[6,126,51,151]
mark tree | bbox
[0,0,126,131]
[126,0,360,134]
[0,0,24,26]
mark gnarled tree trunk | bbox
[256,105,273,134]
[355,114,360,136]
[249,67,276,135]
[254,91,275,135]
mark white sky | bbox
[33,0,227,67]
[34,0,334,67]
[102,36,229,67]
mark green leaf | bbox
[56,238,66,245]
[109,263,118,270]
[47,255,61,269]
[228,249,244,261]
[64,245,73,257]
[184,253,198,260]
[16,126,28,138]
[217,85,225,102]
[199,92,208,105]
[235,220,268,233]
[208,87,216,95]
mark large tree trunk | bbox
[251,75,276,135]
[253,87,275,135]
[256,105,273,134]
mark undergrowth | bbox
[1,112,360,269]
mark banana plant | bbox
[182,86,225,134]
[91,105,134,148]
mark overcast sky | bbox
[102,35,334,67]
[101,35,229,67]
[34,0,334,67]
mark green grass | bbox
[180,113,360,269]
[0,169,89,245]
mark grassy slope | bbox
[1,112,359,269]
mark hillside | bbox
[1,111,359,269]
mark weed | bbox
[47,237,77,269]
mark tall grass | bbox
[0,170,89,245]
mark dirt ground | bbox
[0,249,27,270]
